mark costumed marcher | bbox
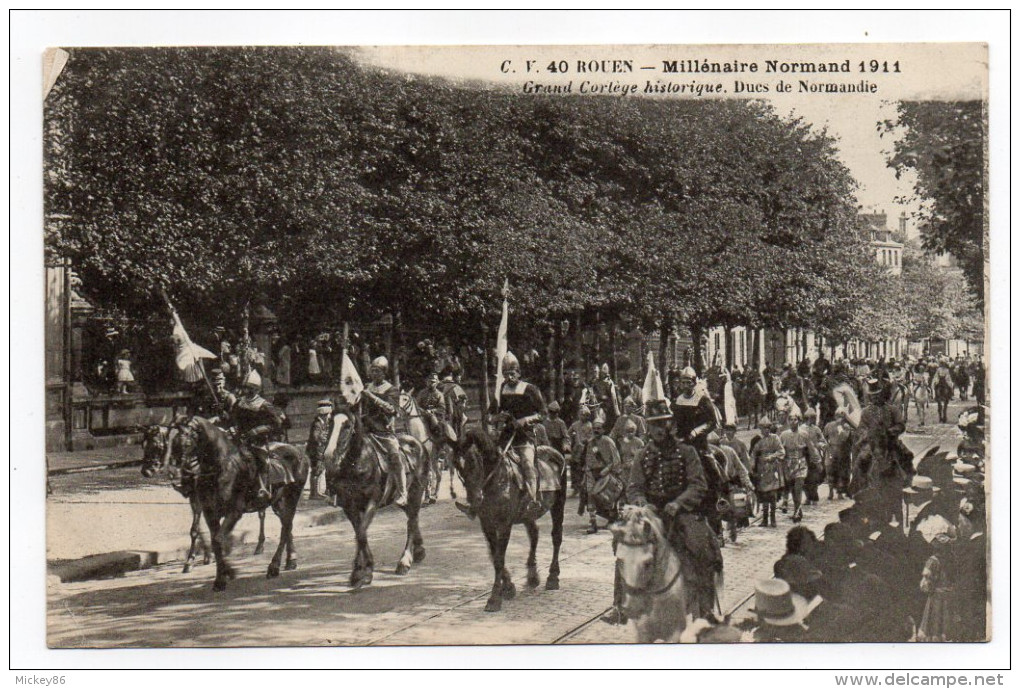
[720,422,751,475]
[625,399,720,620]
[778,411,820,523]
[801,409,827,505]
[616,419,645,476]
[582,418,623,534]
[232,369,288,500]
[541,401,571,456]
[567,406,594,495]
[593,363,621,432]
[750,418,785,528]
[438,365,469,440]
[305,398,334,500]
[489,351,547,518]
[708,431,754,544]
[822,413,853,500]
[610,396,648,445]
[362,356,408,507]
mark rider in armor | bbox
[672,367,718,453]
[416,371,456,443]
[232,369,287,500]
[491,351,547,518]
[363,356,408,507]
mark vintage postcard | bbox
[41,41,990,649]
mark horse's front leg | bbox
[546,488,565,590]
[254,508,266,556]
[396,482,424,575]
[351,499,378,588]
[524,519,541,588]
[183,498,203,574]
[267,489,298,578]
[484,523,510,612]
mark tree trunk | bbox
[391,309,402,390]
[691,324,705,375]
[576,313,586,379]
[658,319,671,377]
[610,321,618,379]
[546,326,556,401]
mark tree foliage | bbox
[46,47,888,356]
[882,101,986,305]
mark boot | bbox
[521,459,542,519]
[308,465,323,500]
[392,458,409,508]
[587,516,599,535]
[255,449,272,500]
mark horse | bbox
[452,424,566,612]
[908,377,930,427]
[322,404,427,589]
[888,380,911,425]
[774,391,801,427]
[741,376,768,430]
[398,391,457,505]
[610,505,690,643]
[171,416,308,590]
[934,375,954,424]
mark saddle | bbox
[366,433,418,476]
[503,445,565,493]
[254,443,297,487]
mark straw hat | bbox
[753,579,811,627]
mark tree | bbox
[882,101,986,306]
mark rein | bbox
[620,537,684,597]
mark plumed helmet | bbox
[370,356,389,371]
[680,366,697,381]
[242,369,262,390]
[502,351,520,372]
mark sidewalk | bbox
[47,443,146,475]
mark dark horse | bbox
[141,424,270,573]
[934,375,954,424]
[322,406,427,589]
[452,425,567,612]
[172,416,308,591]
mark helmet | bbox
[242,369,262,390]
[502,351,520,372]
[758,418,775,430]
[804,408,817,419]
[600,363,610,377]
[547,400,561,413]
[370,356,389,371]
[680,366,697,381]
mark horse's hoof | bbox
[545,578,560,591]
[267,565,280,579]
[285,560,298,571]
[254,545,265,556]
[527,571,541,588]
[412,546,426,563]
[182,564,191,574]
[212,579,227,592]
[502,582,517,600]
[484,598,502,613]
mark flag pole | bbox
[160,288,220,405]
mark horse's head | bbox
[140,424,176,478]
[451,425,497,504]
[611,506,667,598]
[397,390,415,418]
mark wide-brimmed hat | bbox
[644,399,673,423]
[753,579,812,627]
[903,475,937,495]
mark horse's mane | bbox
[616,505,668,546]
[462,425,498,461]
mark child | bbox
[115,349,134,394]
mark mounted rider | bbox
[232,369,288,500]
[491,351,547,518]
[363,356,408,507]
[593,363,621,432]
[625,398,720,620]
[305,397,334,500]
[416,371,458,444]
[851,377,911,521]
[438,364,469,439]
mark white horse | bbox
[774,391,802,426]
[398,391,455,504]
[611,505,690,643]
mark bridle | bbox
[617,521,683,597]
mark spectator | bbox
[115,349,134,394]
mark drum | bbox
[592,473,625,514]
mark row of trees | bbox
[44,47,979,383]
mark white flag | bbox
[171,311,216,383]
[642,351,667,407]
[340,350,364,407]
[494,279,509,403]
[723,370,738,426]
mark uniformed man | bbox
[567,406,594,494]
[232,369,288,500]
[542,401,571,455]
[363,356,408,507]
[491,351,547,517]
[583,417,622,534]
[305,398,334,500]
[626,399,719,620]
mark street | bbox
[46,412,964,648]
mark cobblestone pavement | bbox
[46,417,963,647]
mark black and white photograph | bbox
[13,11,1007,671]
